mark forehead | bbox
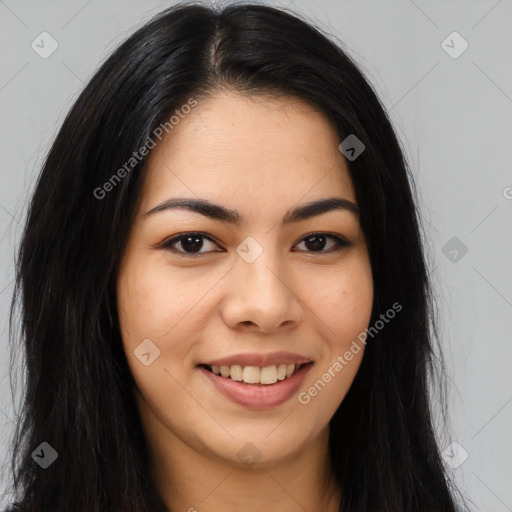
[139,91,356,216]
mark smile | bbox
[197,361,314,409]
[202,363,303,385]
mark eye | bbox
[293,232,351,253]
[159,232,222,256]
[158,231,351,257]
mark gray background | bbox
[1,0,511,510]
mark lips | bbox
[196,351,314,409]
[198,362,314,409]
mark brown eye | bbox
[160,233,222,256]
[158,231,351,258]
[294,233,351,253]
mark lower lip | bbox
[198,363,313,409]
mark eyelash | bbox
[158,231,352,258]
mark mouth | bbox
[197,361,314,409]
[199,362,308,386]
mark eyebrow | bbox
[144,196,359,224]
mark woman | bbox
[5,2,468,511]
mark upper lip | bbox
[200,351,313,368]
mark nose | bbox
[220,243,303,334]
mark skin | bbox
[117,90,374,512]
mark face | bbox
[117,90,373,469]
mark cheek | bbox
[303,256,373,347]
[295,255,372,418]
[297,263,372,421]
[117,256,226,388]
[117,254,204,340]
[116,259,199,407]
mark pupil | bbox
[305,234,326,251]
[182,235,203,252]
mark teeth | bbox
[243,366,260,384]
[260,365,277,384]
[230,365,243,381]
[209,363,302,384]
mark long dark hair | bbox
[6,2,468,511]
